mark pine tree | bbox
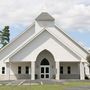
[0,26,10,47]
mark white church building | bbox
[0,12,90,80]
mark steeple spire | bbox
[42,4,48,13]
[40,0,49,13]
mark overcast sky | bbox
[0,0,90,49]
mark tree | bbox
[0,31,3,47]
[0,26,10,48]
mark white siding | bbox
[10,31,80,62]
[0,25,35,61]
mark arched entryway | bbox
[35,50,55,79]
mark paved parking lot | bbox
[0,79,65,85]
[65,86,90,90]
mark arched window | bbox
[40,58,49,65]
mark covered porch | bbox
[4,49,85,80]
[5,61,85,80]
[60,62,81,79]
[6,61,35,80]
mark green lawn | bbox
[0,85,64,90]
[0,81,90,90]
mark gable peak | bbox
[35,12,55,21]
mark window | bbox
[67,66,71,74]
[40,58,49,65]
[25,66,29,74]
[18,66,21,74]
[2,67,5,74]
[60,66,63,74]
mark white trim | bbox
[0,15,88,63]
[55,25,89,54]
[47,29,85,59]
[56,61,60,80]
[3,28,45,62]
[9,62,11,80]
[1,26,88,62]
[0,23,88,62]
[79,61,85,80]
[3,29,83,62]
[0,22,35,53]
[31,61,35,80]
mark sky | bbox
[0,0,90,49]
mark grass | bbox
[0,81,90,90]
[0,85,64,90]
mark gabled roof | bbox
[4,28,81,62]
[0,12,89,62]
[55,25,89,54]
[1,27,89,62]
[3,27,88,62]
[35,12,55,21]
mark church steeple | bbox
[35,12,54,21]
[35,12,55,32]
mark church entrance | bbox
[35,50,55,79]
[40,58,50,79]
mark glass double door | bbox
[40,66,50,79]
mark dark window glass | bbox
[18,66,21,74]
[60,66,63,74]
[40,58,49,65]
[67,66,71,74]
[41,67,44,73]
[46,74,49,78]
[46,67,49,73]
[26,66,29,74]
[2,67,5,74]
[41,74,44,78]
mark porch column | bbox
[84,62,90,76]
[31,61,35,80]
[79,61,85,80]
[55,61,60,80]
[6,62,11,80]
[6,62,9,80]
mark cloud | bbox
[77,29,85,33]
[55,4,90,32]
[0,0,90,48]
[0,0,90,32]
